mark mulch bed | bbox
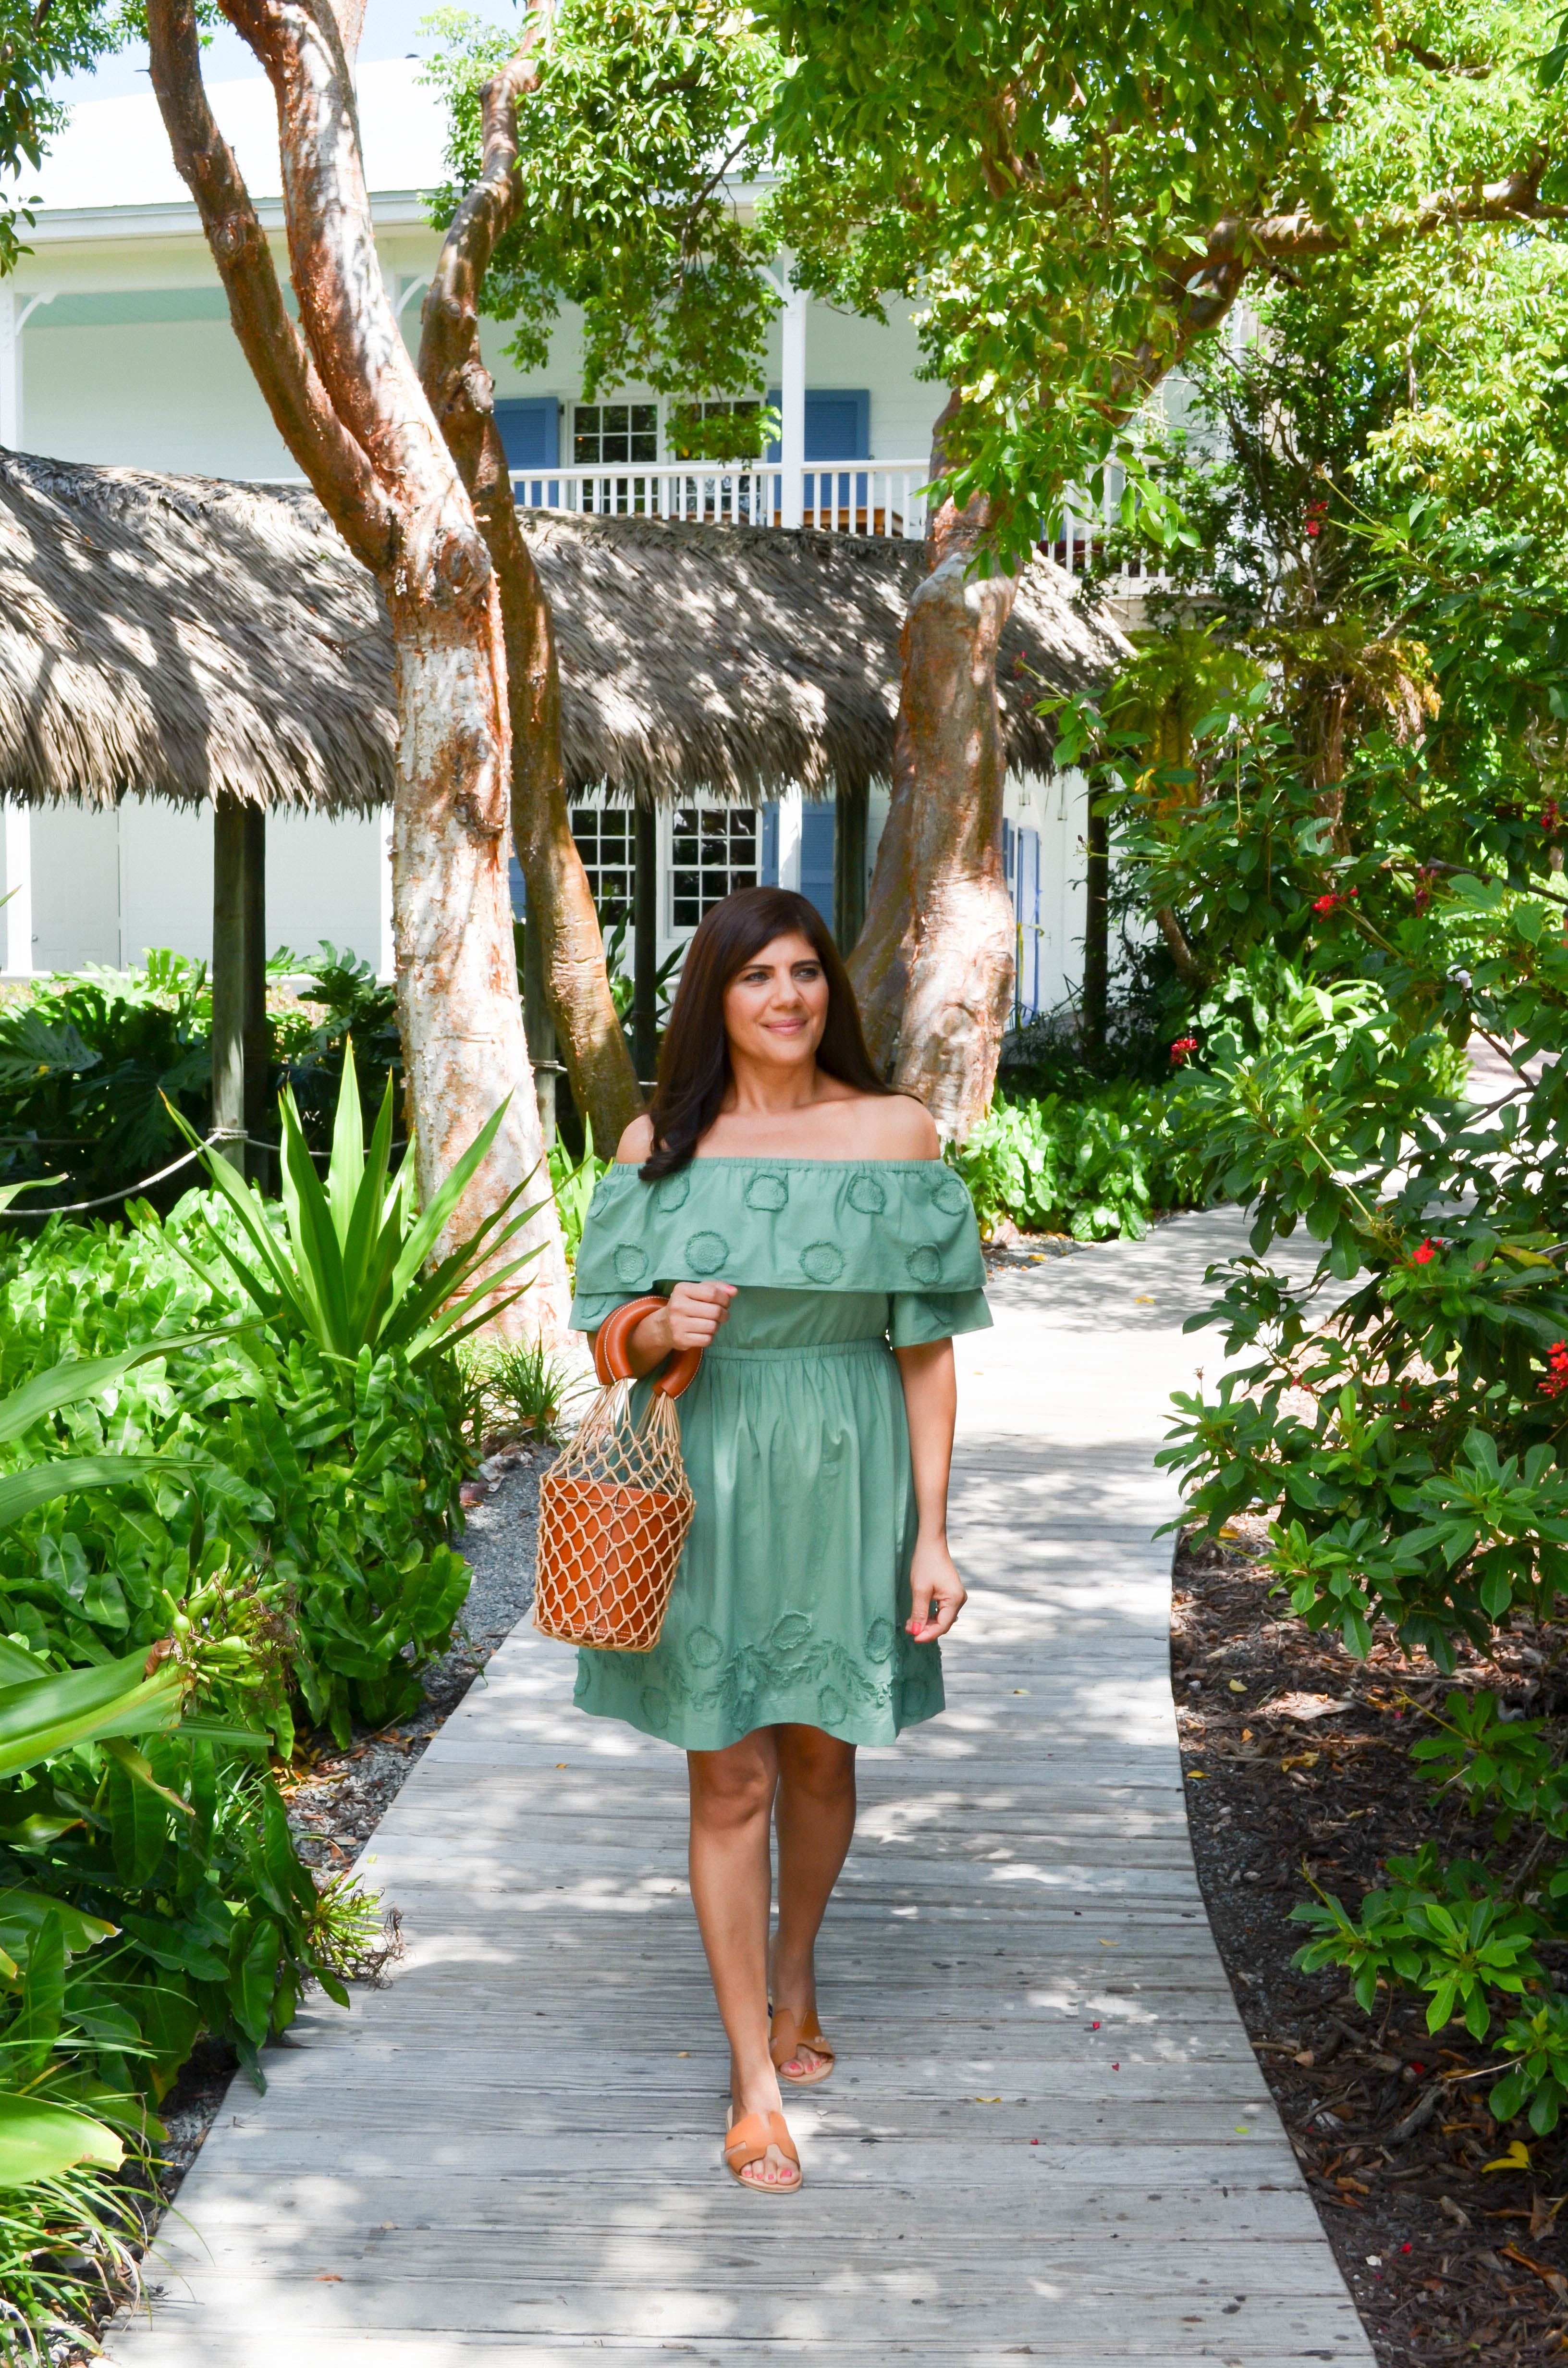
[1173,1519,1568,2362]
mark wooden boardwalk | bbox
[108,1209,1372,2367]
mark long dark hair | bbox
[640,885,893,1179]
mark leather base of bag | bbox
[534,1295,700,1654]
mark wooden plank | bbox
[106,1209,1371,2367]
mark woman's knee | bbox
[777,1724,857,1803]
[688,1739,775,1829]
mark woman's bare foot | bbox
[769,1945,831,2079]
[728,2073,800,2189]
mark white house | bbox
[0,56,1096,1017]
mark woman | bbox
[568,884,990,2192]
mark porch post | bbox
[0,290,51,451]
[833,784,868,956]
[522,907,558,1152]
[1082,793,1109,1052]
[780,280,807,531]
[242,804,270,1188]
[211,795,247,1173]
[2,802,33,976]
[633,801,659,1089]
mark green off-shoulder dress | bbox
[568,1157,992,1752]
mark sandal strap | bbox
[724,2110,799,2173]
[770,2009,834,2069]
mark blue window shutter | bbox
[494,398,559,468]
[799,803,835,923]
[760,802,780,887]
[804,392,870,460]
[1017,826,1040,1016]
[767,388,870,469]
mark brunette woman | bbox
[568,885,989,2192]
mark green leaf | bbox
[0,2091,122,2187]
[233,1918,281,2047]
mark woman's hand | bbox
[906,1534,967,1644]
[624,1282,736,1373]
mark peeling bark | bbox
[886,528,1019,1138]
[147,0,567,1339]
[848,394,1018,1133]
[417,52,643,1154]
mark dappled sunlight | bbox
[106,1211,1364,2368]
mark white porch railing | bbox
[509,459,931,540]
[1045,484,1174,592]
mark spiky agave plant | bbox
[174,1040,547,1364]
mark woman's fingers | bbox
[666,1281,736,1349]
[906,1551,967,1642]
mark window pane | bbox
[573,407,601,464]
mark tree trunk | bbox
[886,534,1019,1136]
[210,793,247,1173]
[847,703,915,1072]
[1082,795,1109,1052]
[415,50,644,1160]
[833,782,869,956]
[847,393,1019,1133]
[147,0,568,1341]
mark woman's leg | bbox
[771,1724,857,2075]
[686,1728,797,2187]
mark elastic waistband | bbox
[703,1335,890,1363]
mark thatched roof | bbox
[0,449,1127,812]
[0,449,393,813]
[530,513,1128,805]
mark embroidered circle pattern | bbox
[846,1172,887,1216]
[906,1243,943,1286]
[685,1231,730,1275]
[800,1240,846,1284]
[864,1616,894,1663]
[686,1624,724,1670]
[817,1684,849,1730]
[928,1170,971,1216]
[745,1171,789,1212]
[612,1244,649,1286]
[654,1172,690,1213]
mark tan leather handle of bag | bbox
[593,1295,703,1401]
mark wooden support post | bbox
[1082,795,1109,1055]
[633,802,658,1091]
[522,903,557,1153]
[211,795,247,1173]
[242,804,270,1189]
[833,783,869,957]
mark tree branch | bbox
[145,0,395,571]
[1203,158,1566,271]
[418,37,545,405]
[219,0,475,548]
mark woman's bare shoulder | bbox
[615,1115,654,1165]
[853,1094,941,1161]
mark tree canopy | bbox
[426,0,783,458]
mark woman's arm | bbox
[894,1338,967,1642]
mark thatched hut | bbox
[0,449,1126,1151]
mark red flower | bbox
[1543,800,1561,834]
[1312,893,1339,915]
[1541,1341,1568,1399]
[1169,1036,1199,1065]
[1411,1240,1439,1266]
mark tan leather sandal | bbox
[723,2106,802,2193]
[770,2007,835,2087]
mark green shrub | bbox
[949,1081,1208,1242]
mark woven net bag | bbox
[534,1296,701,1653]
